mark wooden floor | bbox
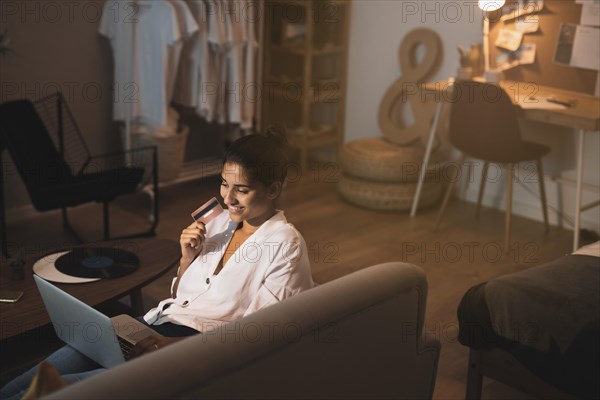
[2,164,577,399]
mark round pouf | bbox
[338,173,442,211]
[340,137,437,183]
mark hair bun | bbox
[263,124,288,147]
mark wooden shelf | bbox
[287,128,338,149]
[266,76,342,103]
[261,0,350,169]
[268,44,345,55]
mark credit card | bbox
[191,197,224,224]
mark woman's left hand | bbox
[129,335,183,359]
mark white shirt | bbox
[144,210,314,332]
[224,0,246,125]
[99,0,180,125]
[201,0,229,123]
[241,0,258,129]
[174,0,209,108]
[167,0,199,103]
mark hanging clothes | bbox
[168,0,199,103]
[100,0,259,130]
[223,0,247,126]
[99,0,180,126]
[203,0,229,123]
[241,0,259,130]
[174,0,211,113]
[202,0,259,129]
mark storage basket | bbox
[125,125,189,183]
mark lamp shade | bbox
[478,0,505,11]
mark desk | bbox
[0,237,179,341]
[410,80,600,251]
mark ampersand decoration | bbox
[378,28,442,145]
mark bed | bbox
[457,241,599,399]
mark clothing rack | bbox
[108,0,265,186]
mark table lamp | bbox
[479,0,505,82]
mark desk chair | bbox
[0,93,158,257]
[434,81,549,252]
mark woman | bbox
[1,127,314,400]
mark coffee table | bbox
[0,237,180,341]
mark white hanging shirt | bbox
[224,0,247,125]
[99,0,180,125]
[201,0,230,122]
[207,0,228,48]
[199,0,257,127]
[173,0,208,108]
[143,210,315,332]
[168,0,199,103]
[241,0,259,129]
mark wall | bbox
[345,0,483,142]
[344,0,599,233]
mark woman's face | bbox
[220,162,278,227]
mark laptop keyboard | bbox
[117,336,134,360]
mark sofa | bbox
[46,262,441,399]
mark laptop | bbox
[33,274,157,368]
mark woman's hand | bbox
[129,335,184,359]
[173,221,206,297]
[179,220,206,266]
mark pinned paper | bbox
[495,29,524,51]
[496,43,536,71]
[580,3,600,27]
[555,23,600,71]
[516,15,540,33]
[501,0,544,22]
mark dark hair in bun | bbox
[224,124,290,187]
[263,124,288,147]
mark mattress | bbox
[457,241,599,398]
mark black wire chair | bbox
[0,93,159,257]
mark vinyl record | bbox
[33,251,101,284]
[55,247,139,279]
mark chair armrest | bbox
[77,145,156,177]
